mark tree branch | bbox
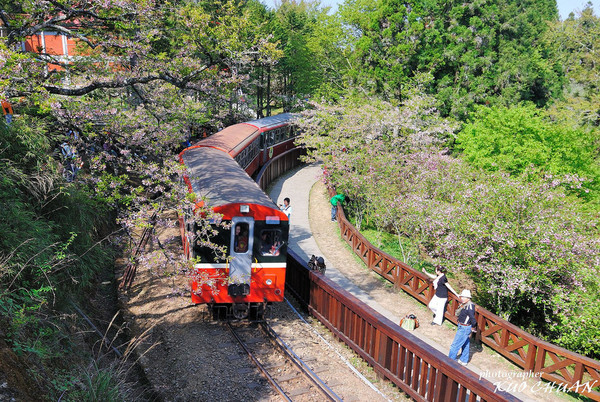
[43,67,211,96]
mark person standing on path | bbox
[279,197,292,219]
[422,266,459,325]
[330,193,345,222]
[449,289,477,366]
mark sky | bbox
[557,0,599,19]
[262,0,599,20]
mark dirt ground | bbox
[307,178,570,402]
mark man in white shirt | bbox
[279,197,292,219]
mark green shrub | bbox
[457,104,600,201]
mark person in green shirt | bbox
[330,194,345,222]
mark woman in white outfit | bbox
[422,266,459,325]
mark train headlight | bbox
[240,205,250,213]
[265,279,273,286]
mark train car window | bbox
[193,224,228,262]
[233,222,249,253]
[259,229,283,256]
[235,139,260,169]
[268,131,275,147]
[249,138,259,160]
[237,148,247,168]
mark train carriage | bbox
[179,145,289,319]
[190,113,296,177]
[245,113,296,167]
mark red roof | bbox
[195,124,259,156]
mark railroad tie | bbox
[288,387,313,397]
[275,373,301,382]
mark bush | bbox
[1,118,119,398]
[342,152,600,357]
[457,104,600,201]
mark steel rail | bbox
[259,322,343,402]
[226,322,292,401]
[119,211,157,290]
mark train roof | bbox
[193,124,258,154]
[180,146,276,209]
[244,113,294,130]
[191,113,295,155]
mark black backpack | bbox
[308,255,326,274]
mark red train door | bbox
[229,218,254,296]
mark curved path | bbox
[268,162,566,402]
[269,162,399,319]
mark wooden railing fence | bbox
[286,249,519,402]
[255,147,306,190]
[328,187,600,401]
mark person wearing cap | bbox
[449,289,477,366]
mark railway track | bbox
[223,298,395,402]
[120,212,402,400]
[227,321,341,401]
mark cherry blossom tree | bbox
[1,0,282,265]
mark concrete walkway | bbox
[269,162,400,319]
[268,162,537,402]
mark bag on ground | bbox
[400,314,419,331]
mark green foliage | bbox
[337,0,563,117]
[304,11,351,101]
[72,364,126,402]
[457,104,600,200]
[359,226,432,271]
[552,296,600,358]
[548,5,600,98]
[268,1,327,110]
[1,302,62,359]
[0,113,116,396]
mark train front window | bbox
[260,229,283,256]
[233,222,249,253]
[193,224,228,263]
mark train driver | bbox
[260,232,273,255]
[234,224,248,253]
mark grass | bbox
[350,224,437,273]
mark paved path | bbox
[268,162,538,402]
[269,162,400,319]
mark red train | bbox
[179,113,296,319]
